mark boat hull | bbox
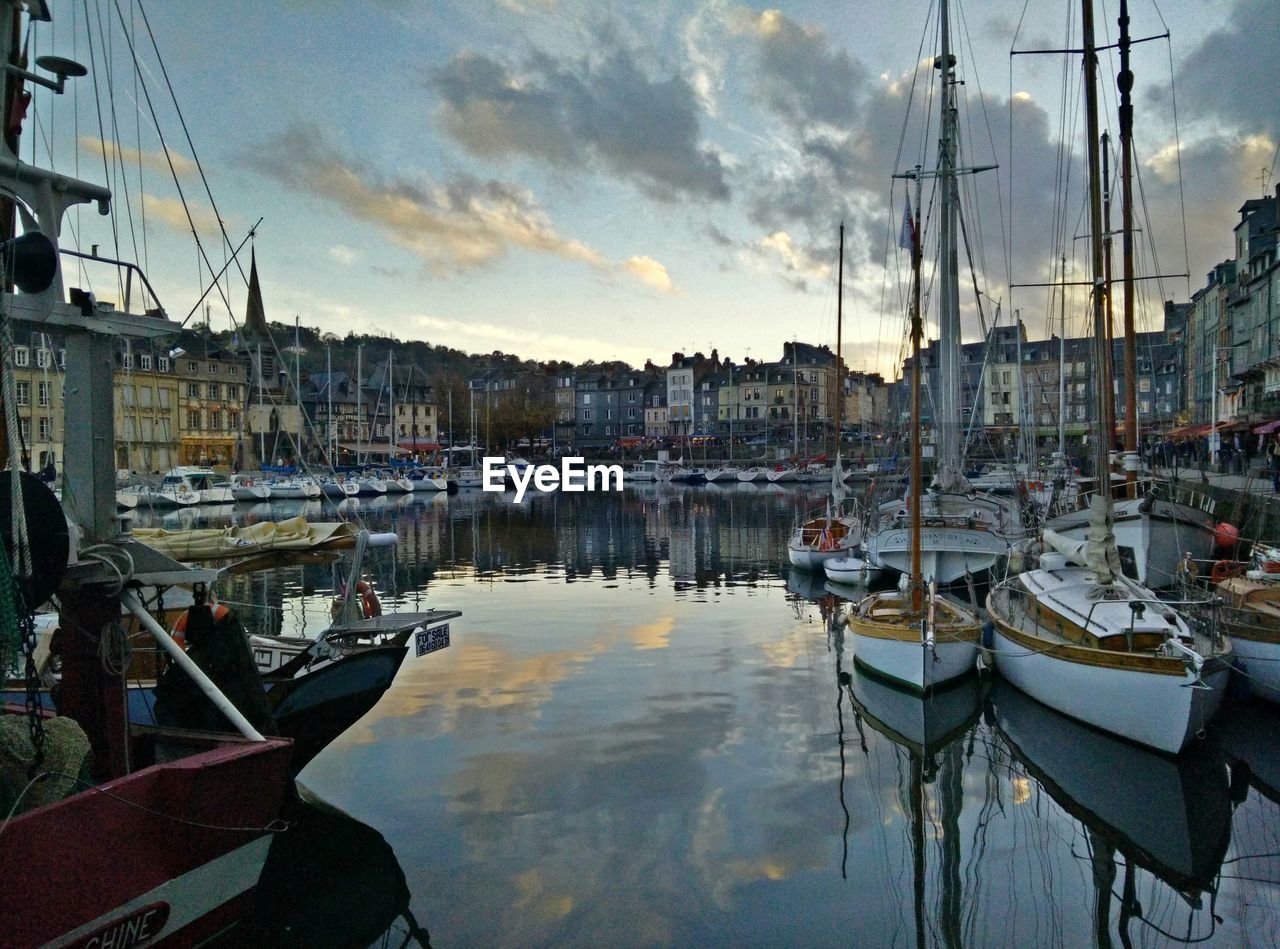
[3,738,293,949]
[990,618,1230,755]
[866,524,1006,584]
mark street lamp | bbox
[1210,342,1248,468]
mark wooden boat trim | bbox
[989,609,1186,676]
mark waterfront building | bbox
[174,348,251,468]
[116,341,180,474]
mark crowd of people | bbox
[1139,430,1280,490]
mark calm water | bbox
[137,486,1280,947]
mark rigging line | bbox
[958,0,1006,293]
[93,0,144,305]
[131,0,147,274]
[103,1,238,324]
[79,0,121,266]
[127,0,249,288]
[1161,35,1192,300]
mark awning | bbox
[1255,419,1280,435]
[1167,423,1212,440]
[397,439,441,451]
[618,437,644,447]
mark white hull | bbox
[823,556,879,585]
[702,468,739,484]
[385,478,414,494]
[990,626,1229,755]
[766,469,798,483]
[852,629,977,692]
[787,542,855,570]
[1229,634,1280,703]
[736,469,766,483]
[200,487,235,504]
[356,479,388,495]
[231,485,271,502]
[411,476,448,491]
[115,491,138,510]
[1049,497,1216,588]
[866,525,1006,584]
[270,482,322,500]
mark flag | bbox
[898,196,916,252]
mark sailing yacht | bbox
[786,231,862,570]
[845,149,981,691]
[986,0,1231,755]
[863,9,1022,585]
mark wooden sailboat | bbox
[1213,544,1280,702]
[863,2,1020,585]
[1042,0,1218,590]
[786,223,862,569]
[845,158,981,693]
[986,0,1231,755]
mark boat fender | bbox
[981,620,994,650]
[366,532,398,547]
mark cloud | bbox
[249,124,675,293]
[140,192,221,235]
[80,136,197,178]
[623,255,675,293]
[411,312,654,365]
[428,42,730,202]
[328,244,358,265]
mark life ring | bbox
[1210,560,1243,584]
[244,478,253,487]
[333,580,382,619]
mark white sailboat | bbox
[786,224,862,570]
[986,0,1230,755]
[863,10,1021,584]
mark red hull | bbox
[3,737,293,948]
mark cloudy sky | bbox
[28,0,1276,376]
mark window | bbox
[229,365,238,376]
[607,409,614,420]
[159,389,171,409]
[583,409,592,421]
[121,352,133,370]
[158,356,170,372]
[38,381,51,407]
[208,383,220,400]
[14,347,29,367]
[1139,378,1151,393]
[208,362,218,374]
[57,350,65,369]
[140,354,153,371]
[37,417,50,440]
[228,410,240,430]
[1139,400,1150,414]
[16,381,29,405]
[187,383,200,398]
[187,360,199,373]
[36,349,50,369]
[605,425,614,435]
[18,418,29,439]
[628,392,637,402]
[583,394,592,405]
[187,410,201,430]
[140,387,153,408]
[583,424,593,437]
[209,410,221,430]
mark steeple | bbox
[243,247,269,339]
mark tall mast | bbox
[326,343,333,462]
[256,342,264,465]
[792,339,798,458]
[909,176,923,610]
[1100,132,1118,491]
[388,349,395,460]
[1082,0,1113,521]
[1058,254,1067,461]
[1118,0,1138,496]
[934,0,961,486]
[356,342,362,466]
[835,225,844,465]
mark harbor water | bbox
[135,485,1280,947]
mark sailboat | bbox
[786,224,863,570]
[985,0,1231,755]
[863,6,1022,585]
[1212,543,1280,702]
[844,150,981,693]
[1040,1,1218,590]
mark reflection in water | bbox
[221,787,427,946]
[131,487,1280,945]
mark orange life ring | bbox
[334,580,383,619]
[1210,560,1243,584]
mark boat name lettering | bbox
[66,902,170,949]
[482,457,624,502]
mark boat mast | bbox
[1118,0,1138,496]
[356,342,362,466]
[256,341,264,465]
[388,349,395,462]
[326,342,333,463]
[1082,0,1114,524]
[1058,254,1067,462]
[834,226,843,471]
[1101,131,1117,482]
[935,0,961,488]
[792,339,798,459]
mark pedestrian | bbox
[1270,434,1280,492]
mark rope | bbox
[0,768,292,841]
